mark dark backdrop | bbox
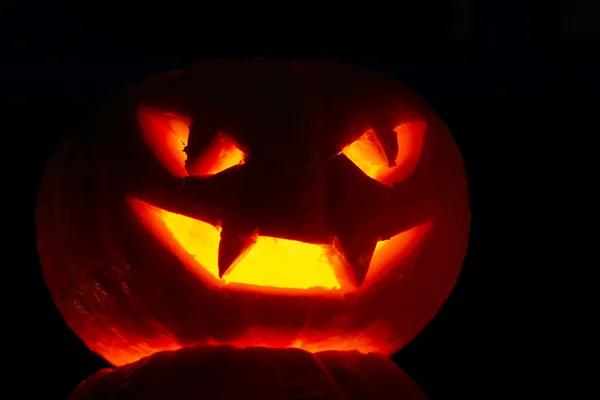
[2,1,596,399]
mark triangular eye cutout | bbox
[186,132,247,177]
[342,121,426,186]
[137,104,191,177]
[137,104,247,177]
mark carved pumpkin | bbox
[36,59,470,367]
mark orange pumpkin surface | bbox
[67,345,428,400]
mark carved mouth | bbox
[128,197,431,295]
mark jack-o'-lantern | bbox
[36,59,470,367]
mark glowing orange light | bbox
[224,237,344,290]
[128,196,222,284]
[342,121,426,186]
[137,105,191,177]
[137,106,246,178]
[96,331,182,367]
[205,320,402,355]
[186,132,246,176]
[367,222,432,284]
[128,197,430,293]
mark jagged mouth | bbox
[128,197,431,295]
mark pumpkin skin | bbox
[66,345,428,400]
[36,58,470,367]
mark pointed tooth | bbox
[218,224,254,278]
[217,228,245,278]
[336,233,379,287]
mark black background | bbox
[2,1,596,399]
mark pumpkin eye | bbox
[185,132,246,177]
[341,121,426,186]
[137,105,191,177]
[137,104,246,177]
